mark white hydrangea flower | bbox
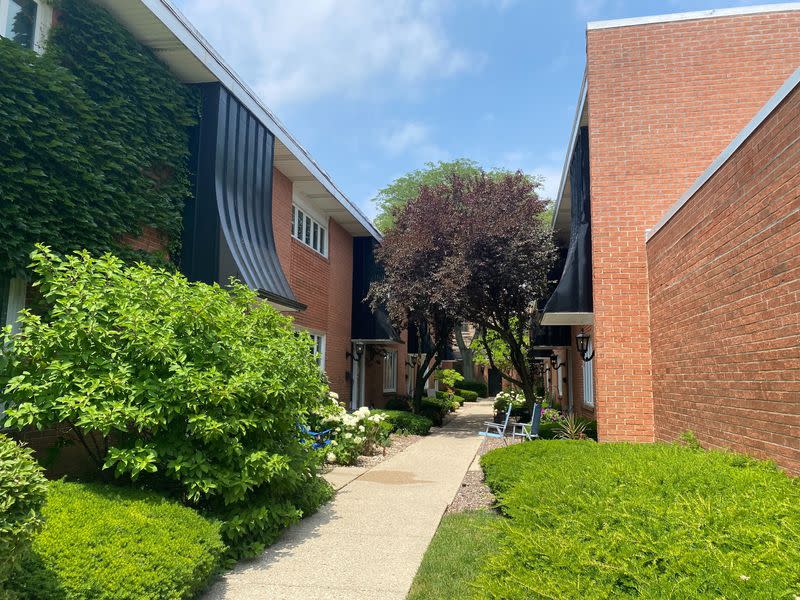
[329,391,339,400]
[330,440,337,446]
[326,452,336,463]
[353,436,363,444]
[344,432,352,439]
[358,425,365,432]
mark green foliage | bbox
[420,397,453,426]
[1,247,329,558]
[538,418,597,441]
[408,511,502,600]
[384,395,412,411]
[0,435,47,594]
[319,405,392,466]
[9,481,224,600]
[453,380,487,398]
[0,0,197,277]
[371,410,433,436]
[455,389,479,402]
[470,329,514,374]
[478,441,800,599]
[436,390,463,408]
[371,159,541,232]
[554,414,589,440]
[434,368,463,390]
[492,390,524,413]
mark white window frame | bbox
[582,341,595,408]
[291,200,328,258]
[0,277,26,425]
[309,332,326,371]
[383,349,397,393]
[0,0,52,54]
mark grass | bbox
[407,511,502,600]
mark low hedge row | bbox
[419,397,454,426]
[371,410,433,436]
[435,391,464,408]
[455,389,478,402]
[454,381,487,398]
[478,441,800,598]
[9,481,225,600]
[0,435,48,594]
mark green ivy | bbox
[0,0,198,278]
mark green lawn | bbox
[410,441,800,599]
[407,511,502,600]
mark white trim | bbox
[647,65,800,241]
[292,202,328,258]
[0,0,52,54]
[582,341,594,408]
[541,311,594,326]
[551,72,588,229]
[588,3,800,30]
[140,0,382,241]
[5,277,26,335]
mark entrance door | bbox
[488,369,502,396]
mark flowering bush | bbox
[541,407,563,423]
[493,390,525,413]
[316,397,391,465]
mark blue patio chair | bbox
[512,403,542,442]
[478,408,513,445]
[298,424,332,450]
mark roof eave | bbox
[551,71,587,234]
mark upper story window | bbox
[0,0,52,54]
[292,204,327,257]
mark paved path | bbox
[205,400,493,600]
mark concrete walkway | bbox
[204,400,494,600]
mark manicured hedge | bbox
[419,397,452,426]
[478,441,800,599]
[435,391,464,407]
[384,395,412,411]
[454,381,487,398]
[456,389,479,402]
[0,435,47,593]
[9,482,224,600]
[372,410,433,436]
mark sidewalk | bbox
[204,400,493,600]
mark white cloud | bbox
[176,0,477,109]
[379,121,448,161]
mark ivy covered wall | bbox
[0,0,198,278]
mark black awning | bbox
[351,237,398,341]
[542,125,593,326]
[182,83,299,309]
[533,325,571,348]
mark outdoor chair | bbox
[512,403,542,442]
[298,424,332,450]
[478,408,513,445]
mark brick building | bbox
[542,4,800,473]
[0,0,404,413]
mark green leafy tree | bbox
[1,246,330,557]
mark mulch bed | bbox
[354,433,424,468]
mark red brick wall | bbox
[272,168,354,405]
[119,226,169,257]
[586,11,800,442]
[647,82,800,475]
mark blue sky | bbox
[174,0,763,220]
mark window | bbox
[309,332,326,370]
[0,0,51,53]
[292,203,327,256]
[383,350,397,393]
[582,341,594,408]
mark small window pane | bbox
[313,222,319,250]
[297,210,304,240]
[304,216,311,244]
[5,0,37,49]
[320,227,326,255]
[291,206,296,237]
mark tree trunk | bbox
[455,327,475,381]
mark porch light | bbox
[347,342,365,362]
[576,331,594,362]
[550,352,565,371]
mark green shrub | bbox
[455,389,479,402]
[453,380,487,398]
[0,435,47,594]
[372,410,433,436]
[478,441,800,599]
[435,390,464,408]
[420,397,452,426]
[434,368,463,390]
[9,481,224,600]
[384,395,412,411]
[1,247,329,558]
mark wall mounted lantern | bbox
[346,341,365,362]
[549,352,566,371]
[576,331,594,362]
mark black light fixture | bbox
[346,341,365,362]
[550,352,565,371]
[576,331,594,362]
